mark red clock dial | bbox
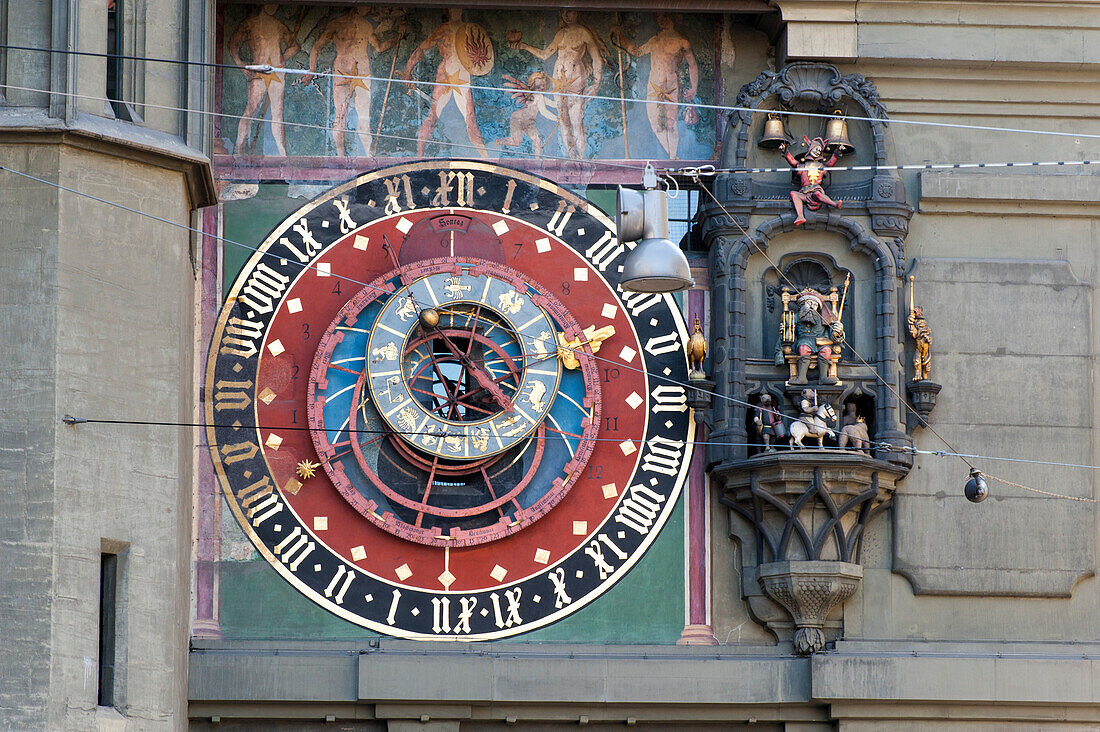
[206,161,694,638]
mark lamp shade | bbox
[620,237,694,293]
[616,186,645,243]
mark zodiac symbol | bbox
[444,433,465,453]
[380,376,404,405]
[395,297,416,322]
[530,330,551,358]
[443,276,471,299]
[497,290,525,315]
[371,341,399,363]
[498,414,527,437]
[396,407,418,434]
[523,380,547,412]
[420,424,440,448]
[470,428,490,452]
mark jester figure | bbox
[779,136,843,225]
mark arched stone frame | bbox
[727,63,891,171]
[713,62,913,252]
[706,213,912,470]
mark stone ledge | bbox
[0,109,215,209]
[812,651,1100,706]
[919,171,1100,217]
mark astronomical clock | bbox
[205,161,694,639]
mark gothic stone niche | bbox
[703,62,922,654]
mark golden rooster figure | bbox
[687,316,707,380]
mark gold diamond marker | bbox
[438,570,456,590]
[258,387,277,405]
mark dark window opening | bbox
[106,0,131,120]
[667,187,705,252]
[98,552,118,707]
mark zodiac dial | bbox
[206,161,694,639]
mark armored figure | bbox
[908,305,932,381]
[776,290,844,385]
[752,394,786,451]
[788,388,836,448]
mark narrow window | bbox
[98,552,118,707]
[106,0,130,120]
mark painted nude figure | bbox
[509,10,604,158]
[612,13,699,159]
[301,7,406,156]
[495,72,556,156]
[402,8,491,158]
[779,136,843,225]
[228,5,300,156]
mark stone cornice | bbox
[0,109,215,209]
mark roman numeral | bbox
[383,174,415,215]
[640,436,685,477]
[501,179,517,214]
[219,316,264,358]
[489,588,522,629]
[324,566,355,605]
[614,484,666,536]
[279,218,323,263]
[644,331,681,356]
[273,527,314,571]
[220,441,258,465]
[619,289,662,317]
[213,379,253,411]
[237,262,290,315]
[236,475,282,527]
[650,385,687,413]
[431,171,475,207]
[430,596,478,635]
[547,200,574,237]
[584,231,624,271]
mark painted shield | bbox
[455,22,494,76]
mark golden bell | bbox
[758,113,790,150]
[824,110,855,155]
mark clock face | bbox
[206,161,694,639]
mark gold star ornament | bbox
[296,460,321,480]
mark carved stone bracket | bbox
[686,378,715,426]
[906,380,942,431]
[758,561,862,654]
[715,451,906,654]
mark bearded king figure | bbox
[775,290,845,385]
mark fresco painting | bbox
[219,5,739,164]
